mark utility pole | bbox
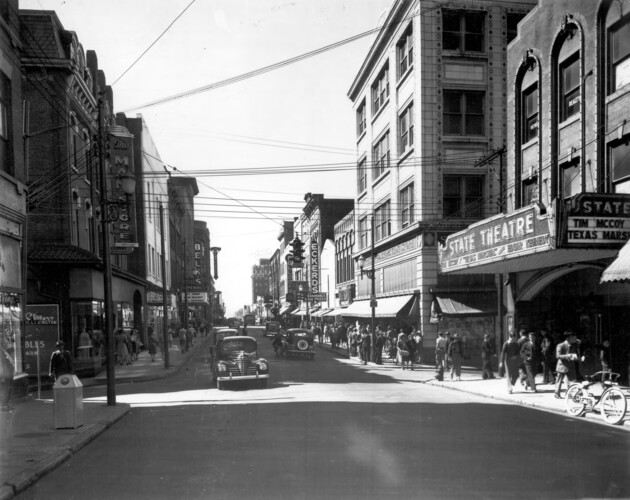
[98,95,115,406]
[160,202,169,368]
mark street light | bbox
[357,215,376,361]
[98,99,136,406]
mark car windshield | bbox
[221,338,257,353]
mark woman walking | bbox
[500,332,521,393]
[397,332,410,370]
[148,331,159,362]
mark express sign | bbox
[439,206,552,273]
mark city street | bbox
[14,330,630,500]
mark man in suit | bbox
[520,331,537,392]
[49,341,73,382]
[554,330,580,398]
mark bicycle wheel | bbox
[565,384,587,417]
[600,387,627,425]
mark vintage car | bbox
[212,336,269,390]
[285,328,316,360]
[265,321,281,337]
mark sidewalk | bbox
[316,339,630,429]
[0,337,210,500]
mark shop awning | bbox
[600,240,630,283]
[323,307,346,317]
[278,304,293,315]
[434,292,497,316]
[341,295,416,318]
[291,308,308,316]
[311,308,332,317]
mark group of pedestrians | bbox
[178,324,197,354]
[114,327,146,365]
[434,331,466,380]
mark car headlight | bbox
[217,363,227,372]
[258,361,268,371]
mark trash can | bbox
[53,374,83,429]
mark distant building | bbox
[251,259,270,305]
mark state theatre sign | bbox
[439,206,552,273]
[564,194,630,246]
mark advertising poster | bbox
[24,304,60,376]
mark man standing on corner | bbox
[554,330,581,399]
[49,341,73,382]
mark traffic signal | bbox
[290,235,304,264]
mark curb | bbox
[0,404,130,500]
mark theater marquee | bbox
[439,206,552,273]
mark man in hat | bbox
[49,341,73,382]
[554,330,581,398]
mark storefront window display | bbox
[0,292,22,374]
[71,301,104,360]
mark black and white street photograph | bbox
[1,1,630,499]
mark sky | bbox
[21,0,395,316]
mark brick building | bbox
[439,0,630,381]
[347,0,536,362]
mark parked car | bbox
[212,336,269,390]
[265,321,281,337]
[285,328,315,360]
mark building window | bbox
[443,90,485,136]
[371,64,389,116]
[560,55,580,122]
[522,177,538,206]
[374,200,391,242]
[397,25,413,78]
[443,10,484,53]
[400,183,414,227]
[610,19,630,92]
[372,131,390,179]
[0,73,11,175]
[507,13,525,44]
[443,175,483,218]
[522,84,539,143]
[359,216,368,249]
[561,160,580,200]
[610,139,630,193]
[357,157,367,193]
[356,100,366,137]
[398,103,414,154]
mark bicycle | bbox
[565,371,628,425]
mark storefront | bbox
[439,196,630,381]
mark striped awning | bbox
[600,240,630,283]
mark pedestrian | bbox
[554,330,581,399]
[178,325,187,353]
[540,333,555,384]
[448,333,463,380]
[313,323,322,344]
[406,332,417,371]
[517,328,529,387]
[129,328,141,361]
[520,331,537,392]
[148,331,159,362]
[599,340,611,380]
[360,328,371,365]
[500,332,521,394]
[167,326,174,349]
[397,332,410,370]
[374,332,385,365]
[49,340,73,381]
[0,345,15,411]
[481,333,496,379]
[186,326,194,351]
[435,331,447,370]
[445,332,453,371]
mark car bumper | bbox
[216,373,270,382]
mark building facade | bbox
[23,10,143,377]
[348,0,536,360]
[251,258,271,305]
[439,0,630,381]
[0,0,27,399]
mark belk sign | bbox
[439,206,552,273]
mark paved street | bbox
[11,331,630,500]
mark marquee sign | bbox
[565,194,630,246]
[439,206,552,273]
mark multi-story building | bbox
[348,0,536,360]
[276,220,295,317]
[331,210,356,314]
[439,0,630,381]
[168,177,198,328]
[23,10,143,376]
[190,220,213,327]
[251,258,270,305]
[116,113,172,344]
[0,0,28,399]
[292,193,353,319]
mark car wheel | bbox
[296,339,309,351]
